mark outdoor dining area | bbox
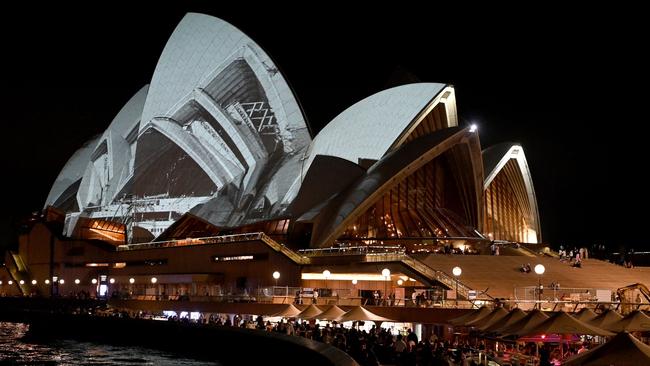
[448,306,650,365]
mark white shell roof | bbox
[76,86,148,208]
[44,136,100,208]
[302,83,446,174]
[140,13,308,140]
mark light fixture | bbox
[109,278,115,284]
[352,279,358,285]
[74,279,80,285]
[151,277,158,284]
[322,270,331,279]
[8,280,13,285]
[469,124,478,133]
[0,281,2,285]
[534,264,546,275]
[397,279,404,286]
[129,278,135,284]
[452,266,462,277]
[19,280,25,285]
[59,279,65,284]
[381,268,391,278]
[91,278,97,284]
[31,279,37,285]
[45,279,50,285]
[272,271,280,280]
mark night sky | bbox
[2,5,647,252]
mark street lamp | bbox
[322,269,331,293]
[452,266,462,307]
[273,271,280,287]
[382,268,391,305]
[534,264,545,309]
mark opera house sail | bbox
[44,14,311,244]
[0,12,576,305]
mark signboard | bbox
[596,289,612,302]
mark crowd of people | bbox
[558,246,585,268]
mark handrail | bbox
[118,232,309,265]
[363,252,474,299]
[4,251,28,296]
[258,233,309,265]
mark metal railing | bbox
[258,233,309,265]
[298,245,404,257]
[118,232,309,265]
[363,252,475,300]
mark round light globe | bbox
[397,279,404,286]
[129,278,135,284]
[322,270,331,279]
[534,264,545,275]
[151,277,157,284]
[381,268,391,278]
[272,271,280,280]
[91,279,97,285]
[452,266,462,277]
[352,279,358,285]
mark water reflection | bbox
[0,322,219,365]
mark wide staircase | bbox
[3,251,31,295]
[362,252,475,300]
[414,253,650,299]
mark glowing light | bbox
[91,278,97,284]
[109,278,115,284]
[534,264,545,275]
[151,277,158,284]
[74,279,80,285]
[31,280,37,285]
[8,280,13,285]
[352,279,358,285]
[45,279,50,285]
[469,124,478,133]
[19,280,25,285]
[452,266,462,277]
[129,278,135,284]
[381,268,391,278]
[272,271,280,280]
[397,279,404,285]
[59,279,65,284]
[322,270,331,279]
[302,273,387,281]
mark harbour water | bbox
[0,322,219,365]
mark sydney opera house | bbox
[3,14,648,320]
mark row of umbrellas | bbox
[450,307,650,365]
[270,304,394,323]
[450,307,650,335]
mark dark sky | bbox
[1,5,648,251]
